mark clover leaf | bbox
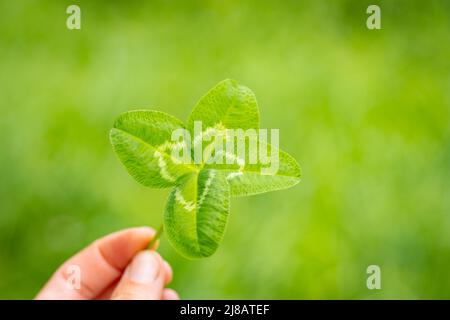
[110,79,301,259]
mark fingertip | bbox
[162,288,179,300]
[135,226,156,237]
[162,261,173,284]
[111,250,165,300]
[148,252,172,284]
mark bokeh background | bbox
[1,0,449,299]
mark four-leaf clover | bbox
[110,79,301,259]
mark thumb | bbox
[111,250,166,300]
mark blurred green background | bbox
[0,0,449,299]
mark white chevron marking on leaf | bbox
[158,140,187,152]
[193,123,226,149]
[175,188,196,212]
[212,150,245,180]
[154,150,175,182]
[157,140,189,164]
[198,171,216,209]
[193,127,218,150]
[226,172,244,180]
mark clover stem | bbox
[148,224,164,250]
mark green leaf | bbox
[164,169,230,259]
[203,136,301,196]
[186,79,300,196]
[187,79,260,134]
[222,150,301,196]
[110,110,196,188]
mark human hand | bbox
[35,227,179,300]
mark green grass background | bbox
[0,0,449,299]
